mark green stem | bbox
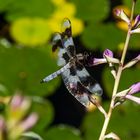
[99,30,131,140]
[98,1,136,139]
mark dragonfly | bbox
[41,19,103,107]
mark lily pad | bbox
[45,125,82,140]
[0,44,60,96]
[73,0,109,22]
[0,0,54,21]
[31,99,54,132]
[82,23,126,51]
[109,103,140,140]
[81,110,104,140]
[10,18,51,46]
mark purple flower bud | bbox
[135,15,140,22]
[128,82,140,95]
[90,58,107,66]
[103,49,113,58]
[115,82,140,105]
[86,54,107,66]
[103,49,120,64]
[87,49,119,66]
[133,15,140,29]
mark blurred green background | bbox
[0,0,140,139]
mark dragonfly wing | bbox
[41,63,70,83]
[61,66,94,107]
[76,61,103,96]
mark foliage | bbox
[0,0,140,140]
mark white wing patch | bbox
[63,38,74,49]
[57,48,67,66]
[90,83,103,95]
[75,93,90,106]
[77,68,90,77]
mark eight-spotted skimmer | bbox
[41,19,103,107]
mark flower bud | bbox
[8,94,31,129]
[89,58,107,66]
[115,9,130,24]
[103,49,120,64]
[128,82,140,95]
[103,49,113,57]
[133,15,140,29]
[114,83,140,106]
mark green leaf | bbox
[129,34,140,50]
[0,0,53,21]
[10,18,51,46]
[0,0,16,12]
[0,83,9,96]
[109,103,140,140]
[22,131,43,140]
[31,99,54,132]
[45,125,82,140]
[81,23,126,51]
[81,110,104,140]
[0,45,60,96]
[82,102,140,140]
[73,0,109,22]
[103,67,140,97]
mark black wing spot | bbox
[69,66,76,76]
[63,52,70,63]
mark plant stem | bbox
[99,30,131,140]
[99,1,136,139]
